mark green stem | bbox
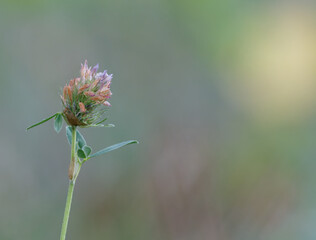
[60,126,78,240]
[68,127,77,180]
[60,180,75,240]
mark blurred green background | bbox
[1,0,316,239]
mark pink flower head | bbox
[62,60,113,126]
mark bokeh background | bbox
[1,0,316,239]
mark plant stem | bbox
[60,126,77,240]
[68,127,77,180]
[60,180,75,240]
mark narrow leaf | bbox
[77,149,86,158]
[83,146,92,156]
[66,126,72,144]
[26,113,58,131]
[105,124,115,127]
[66,126,87,147]
[89,124,115,128]
[54,113,63,133]
[96,117,107,125]
[89,140,139,158]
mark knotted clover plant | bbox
[27,60,138,240]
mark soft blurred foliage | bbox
[1,0,316,239]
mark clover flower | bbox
[61,60,113,126]
[27,59,138,240]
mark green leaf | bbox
[96,117,107,125]
[26,113,59,131]
[77,149,86,158]
[54,113,63,133]
[89,140,139,158]
[66,126,72,144]
[78,141,84,149]
[66,126,87,147]
[83,145,92,156]
[76,129,86,147]
[89,124,115,128]
[105,124,115,127]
